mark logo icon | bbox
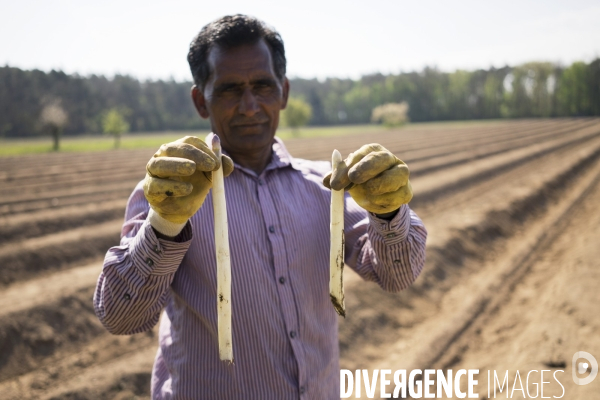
[572,351,598,385]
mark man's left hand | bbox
[323,143,412,215]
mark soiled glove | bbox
[323,143,412,214]
[143,136,233,235]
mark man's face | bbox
[192,39,289,156]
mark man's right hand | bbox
[143,136,234,226]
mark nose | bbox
[239,88,259,117]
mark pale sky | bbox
[2,0,599,81]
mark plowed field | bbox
[1,118,599,399]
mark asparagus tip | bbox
[332,149,342,163]
[211,134,221,152]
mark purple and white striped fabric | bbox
[93,136,427,399]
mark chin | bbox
[235,125,274,140]
[224,126,276,152]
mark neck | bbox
[225,145,273,175]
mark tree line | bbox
[1,59,599,138]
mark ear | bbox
[280,78,290,110]
[191,85,210,119]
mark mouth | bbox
[231,121,268,128]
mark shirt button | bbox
[299,386,306,394]
[146,258,154,267]
[290,330,296,338]
[258,178,264,185]
[279,277,286,284]
[386,233,396,238]
[123,293,131,301]
[154,245,161,253]
[269,226,275,233]
[393,259,401,264]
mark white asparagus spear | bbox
[207,134,234,363]
[329,149,346,317]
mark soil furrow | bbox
[0,318,156,400]
[421,166,600,374]
[342,149,600,400]
[0,149,154,179]
[412,126,600,206]
[0,220,121,286]
[0,199,126,244]
[338,130,600,376]
[284,119,591,163]
[2,341,156,400]
[0,185,136,216]
[4,132,599,287]
[0,120,539,187]
[435,161,600,399]
[3,126,600,288]
[2,121,596,218]
[0,120,575,184]
[2,120,599,399]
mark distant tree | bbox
[371,102,410,127]
[40,100,68,151]
[588,59,600,116]
[282,97,312,135]
[556,62,591,116]
[4,59,600,140]
[102,108,130,148]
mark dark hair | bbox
[188,14,286,89]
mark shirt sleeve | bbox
[344,200,428,292]
[93,181,192,335]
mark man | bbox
[94,14,427,399]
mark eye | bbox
[216,84,243,94]
[256,85,276,95]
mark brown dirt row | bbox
[0,119,533,172]
[0,265,156,399]
[4,127,599,288]
[0,141,592,390]
[43,349,156,400]
[0,219,121,286]
[281,118,594,164]
[0,119,577,186]
[0,199,126,244]
[2,119,597,221]
[412,125,600,206]
[0,287,108,381]
[5,119,591,196]
[39,121,600,399]
[0,323,156,400]
[0,262,101,318]
[419,146,600,372]
[436,158,600,399]
[0,148,154,178]
[357,153,600,399]
[281,119,560,157]
[410,121,600,173]
[0,155,148,186]
[3,119,587,191]
[1,178,144,208]
[0,121,571,223]
[0,183,137,216]
[6,168,147,195]
[1,120,598,399]
[338,131,600,376]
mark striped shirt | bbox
[93,136,427,399]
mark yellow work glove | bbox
[323,143,412,215]
[143,136,234,236]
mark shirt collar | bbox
[270,136,301,171]
[205,132,300,177]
